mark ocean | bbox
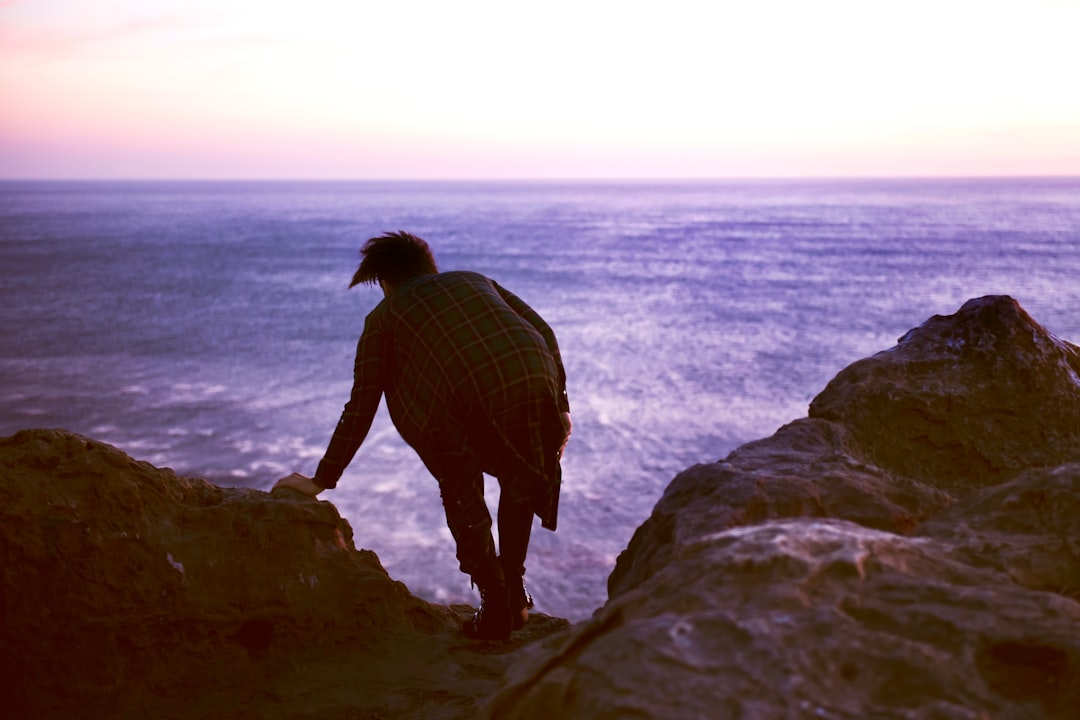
[2,178,1078,620]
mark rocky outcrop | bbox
[0,429,567,719]
[809,295,1080,488]
[487,296,1080,719]
[4,295,1079,719]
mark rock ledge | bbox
[491,296,1080,719]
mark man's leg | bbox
[436,470,512,641]
[480,394,565,628]
[497,484,532,579]
[437,470,497,582]
[497,482,534,628]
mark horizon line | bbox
[2,174,1079,183]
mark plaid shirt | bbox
[315,271,569,516]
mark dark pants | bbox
[431,396,563,588]
[437,469,533,587]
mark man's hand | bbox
[272,472,323,497]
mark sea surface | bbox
[2,178,1078,620]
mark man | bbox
[275,231,571,642]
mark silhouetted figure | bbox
[276,231,571,642]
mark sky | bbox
[1,0,1078,179]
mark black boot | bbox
[501,560,534,630]
[462,581,512,642]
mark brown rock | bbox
[489,296,1080,719]
[491,518,1080,719]
[0,429,568,719]
[607,417,954,599]
[809,295,1080,488]
[920,463,1080,600]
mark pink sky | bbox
[2,0,1079,179]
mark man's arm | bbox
[313,315,385,489]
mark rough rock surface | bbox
[488,296,1080,719]
[0,429,568,719]
[5,295,1080,719]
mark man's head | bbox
[350,231,439,289]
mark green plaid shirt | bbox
[315,271,569,496]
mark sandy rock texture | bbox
[0,429,567,719]
[488,296,1080,719]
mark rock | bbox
[809,295,1080,488]
[606,417,954,599]
[488,296,1080,719]
[492,518,1080,719]
[0,429,568,719]
[921,464,1080,600]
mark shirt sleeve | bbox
[494,281,570,413]
[313,312,385,489]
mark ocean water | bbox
[2,178,1078,620]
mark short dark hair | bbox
[350,231,438,288]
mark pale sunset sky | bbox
[1,0,1078,179]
